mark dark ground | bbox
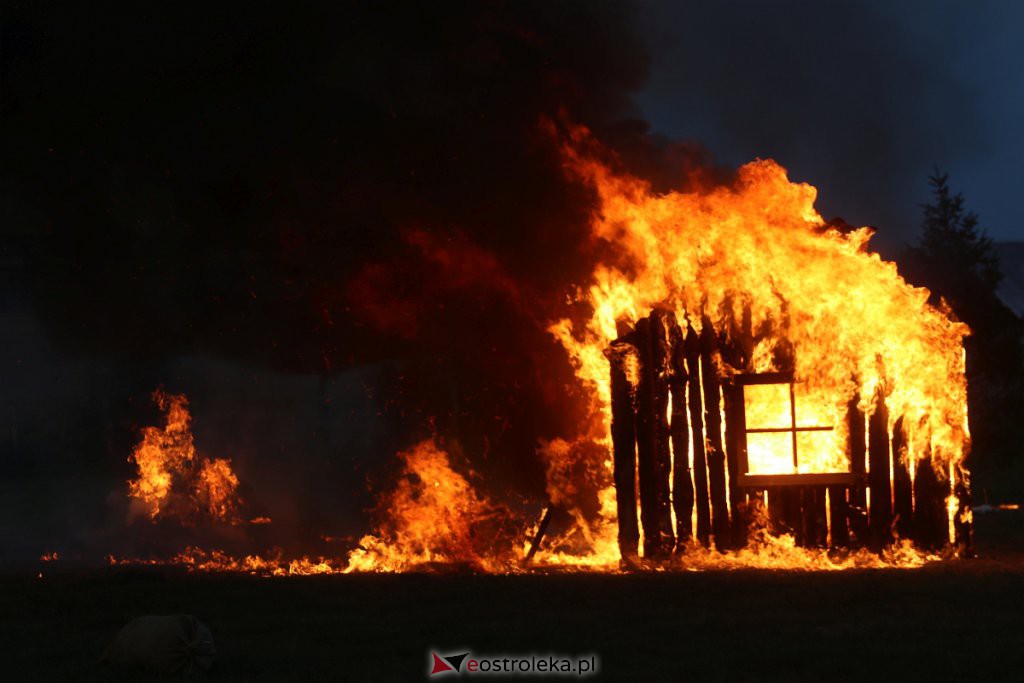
[4,511,1024,682]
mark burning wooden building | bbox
[549,128,973,565]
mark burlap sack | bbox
[102,614,216,674]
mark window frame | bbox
[735,372,860,487]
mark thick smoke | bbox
[3,1,706,561]
[4,1,992,562]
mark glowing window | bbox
[736,373,851,486]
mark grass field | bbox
[4,511,1024,681]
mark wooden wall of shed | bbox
[605,307,968,562]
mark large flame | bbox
[539,126,969,566]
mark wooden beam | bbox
[733,371,795,386]
[700,317,731,550]
[723,381,748,548]
[738,472,864,487]
[846,392,868,546]
[633,314,674,559]
[605,337,639,560]
[868,388,893,550]
[685,322,711,546]
[912,445,948,550]
[667,315,693,550]
[828,485,849,549]
[802,486,828,548]
[891,416,913,540]
[524,506,555,562]
[953,462,973,556]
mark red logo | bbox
[430,651,469,675]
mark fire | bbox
[128,390,242,525]
[345,440,516,573]
[109,548,343,576]
[537,125,969,566]
[109,125,970,575]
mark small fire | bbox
[109,548,343,576]
[346,440,517,572]
[128,390,242,525]
[40,551,59,562]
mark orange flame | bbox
[128,390,241,524]
[112,125,970,574]
[345,440,516,572]
[537,126,969,567]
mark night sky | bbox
[634,0,1024,249]
[1,1,1021,561]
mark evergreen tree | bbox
[902,170,1024,477]
[903,169,1001,320]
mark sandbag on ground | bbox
[101,614,216,675]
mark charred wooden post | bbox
[723,382,748,548]
[633,314,674,558]
[913,446,942,548]
[605,336,640,559]
[868,388,893,550]
[785,488,804,546]
[651,311,676,555]
[827,485,849,549]
[684,323,712,546]
[768,487,802,540]
[700,317,731,550]
[524,506,555,562]
[912,448,948,550]
[802,487,828,548]
[953,463,973,556]
[846,393,868,545]
[891,416,914,540]
[667,317,693,548]
[766,487,785,534]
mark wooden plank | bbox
[700,317,730,550]
[846,392,868,546]
[734,371,795,386]
[912,446,948,550]
[524,506,555,562]
[723,381,748,548]
[667,315,693,549]
[766,487,788,536]
[953,462,973,556]
[746,426,833,434]
[633,315,674,559]
[685,322,711,546]
[802,486,827,548]
[828,485,849,548]
[785,487,804,546]
[650,310,675,557]
[738,472,864,487]
[891,416,913,540]
[605,337,639,560]
[912,443,936,547]
[868,388,893,550]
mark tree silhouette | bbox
[901,169,1024,474]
